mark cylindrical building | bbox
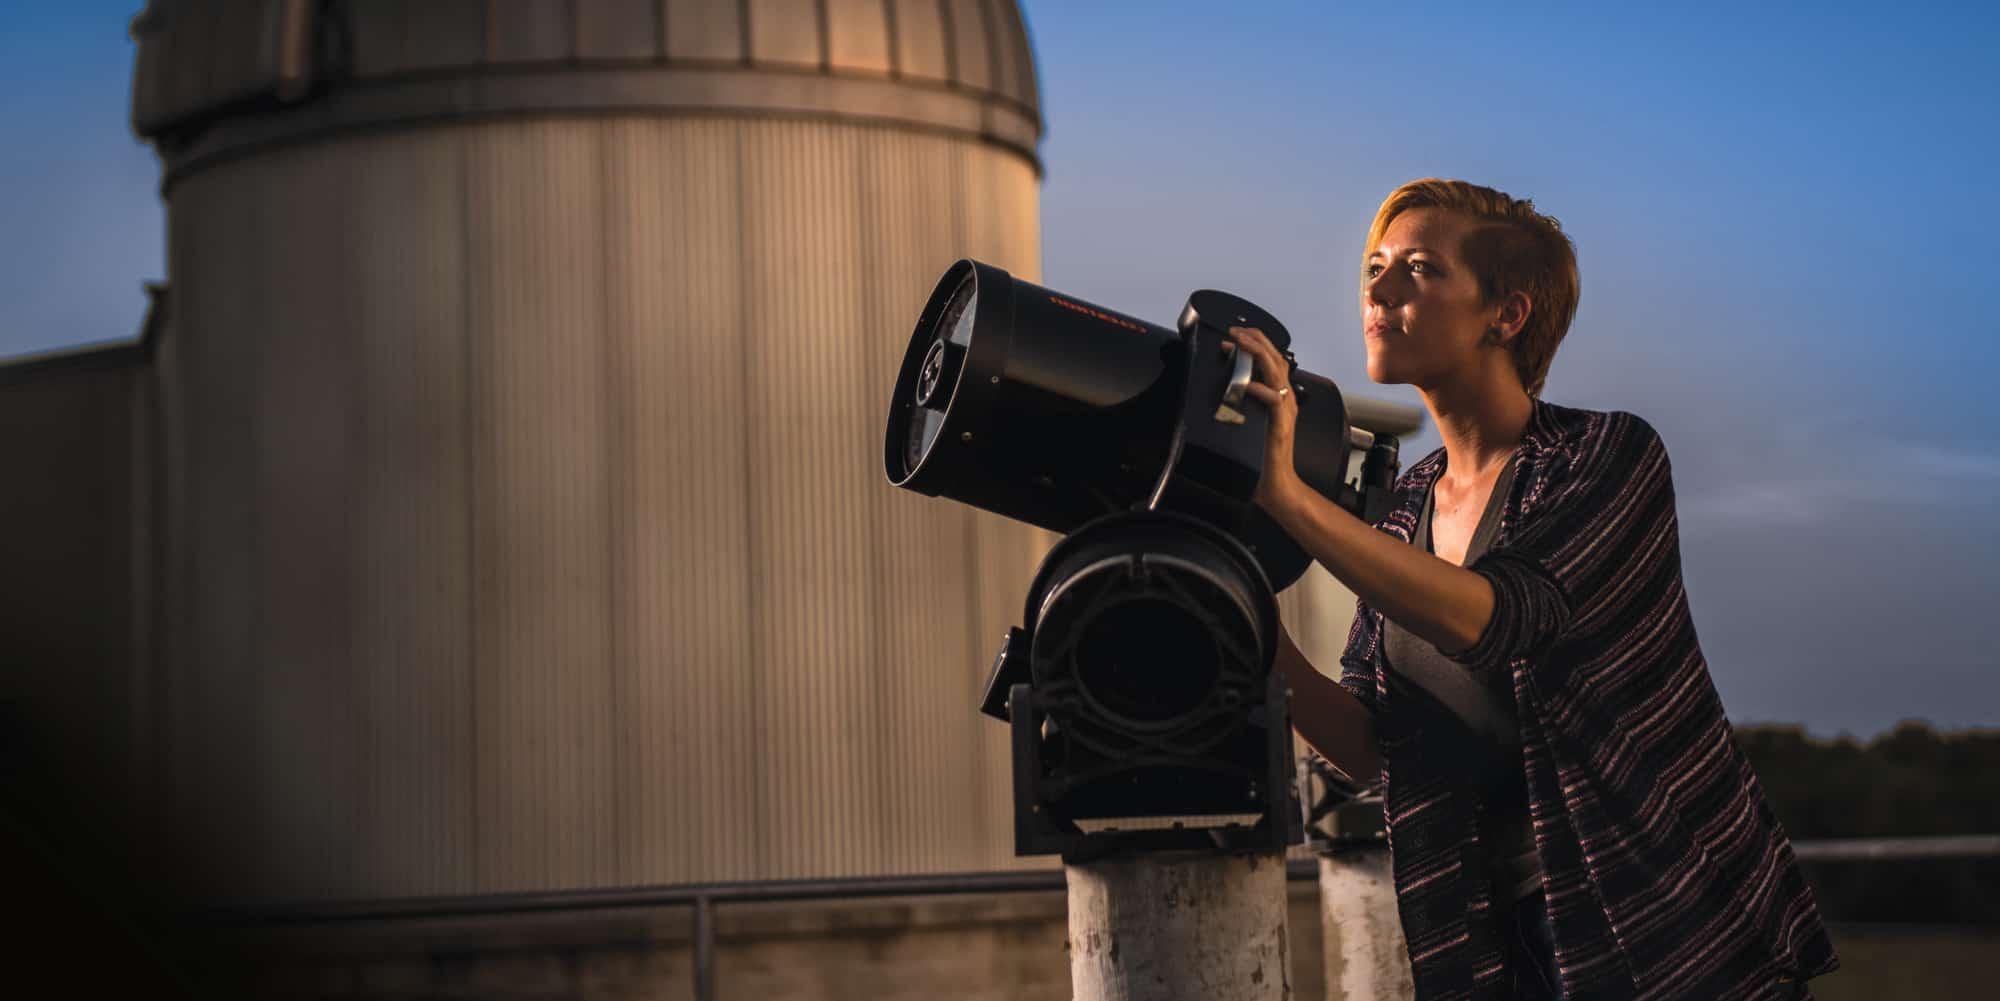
[131,0,1054,901]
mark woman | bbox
[1222,179,1837,1000]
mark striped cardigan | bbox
[1337,397,1838,1001]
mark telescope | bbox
[883,260,1412,857]
[886,260,1410,589]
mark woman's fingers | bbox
[1227,329,1297,420]
[1227,326,1290,394]
[1227,326,1273,364]
[1231,329,1299,512]
[1244,381,1291,412]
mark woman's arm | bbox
[1227,326,1674,679]
[1274,621,1381,786]
[1265,480,1497,657]
[1223,326,1498,657]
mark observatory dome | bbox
[133,0,1042,180]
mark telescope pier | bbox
[1066,851,1291,1001]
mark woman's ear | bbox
[1491,291,1533,344]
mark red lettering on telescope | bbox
[1048,295,1146,334]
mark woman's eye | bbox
[1409,260,1431,274]
[1363,264,1383,279]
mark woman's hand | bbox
[1222,325,1305,522]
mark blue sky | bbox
[3,2,1996,736]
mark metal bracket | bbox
[1213,349,1255,425]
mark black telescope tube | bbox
[886,260,1184,534]
[883,260,1364,591]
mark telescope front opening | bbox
[1075,597,1222,726]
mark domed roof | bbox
[132,0,1042,172]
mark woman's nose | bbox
[1365,270,1401,307]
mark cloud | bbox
[1678,435,2000,536]
[1906,443,2000,482]
[1679,480,1833,529]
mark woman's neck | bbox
[1420,375,1534,487]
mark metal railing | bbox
[198,837,1999,1001]
[199,859,1323,1001]
[1789,835,2000,861]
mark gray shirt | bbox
[1380,455,1541,902]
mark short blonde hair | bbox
[1364,179,1579,399]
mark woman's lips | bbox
[1365,323,1400,338]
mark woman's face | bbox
[1359,207,1497,389]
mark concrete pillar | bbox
[1318,851,1413,1000]
[1066,851,1291,1001]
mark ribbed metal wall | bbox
[155,116,1076,899]
[0,359,154,827]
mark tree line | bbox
[1734,721,1999,923]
